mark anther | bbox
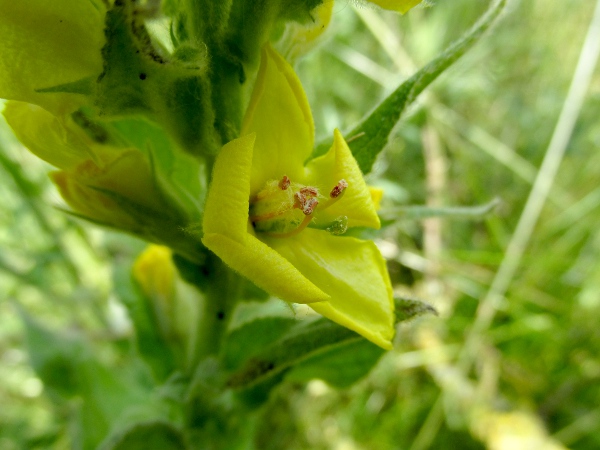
[301,197,318,215]
[278,175,290,190]
[294,191,306,208]
[300,186,319,197]
[330,179,348,198]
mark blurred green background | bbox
[2,0,599,448]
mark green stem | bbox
[181,0,244,146]
[196,256,242,359]
[209,52,245,144]
[174,253,242,366]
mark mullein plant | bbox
[0,0,506,448]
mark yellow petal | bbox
[304,129,380,229]
[267,228,395,349]
[203,131,329,304]
[203,133,256,242]
[370,187,384,210]
[241,45,315,194]
[0,0,105,114]
[368,0,423,14]
[2,101,115,170]
[51,150,166,228]
[133,245,176,303]
[202,233,329,304]
[51,170,138,229]
[78,151,163,211]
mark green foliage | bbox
[285,339,385,388]
[96,1,216,155]
[225,297,435,393]
[98,421,187,450]
[8,0,599,449]
[113,266,179,381]
[313,0,507,174]
[221,317,297,371]
[19,310,154,450]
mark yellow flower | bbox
[133,245,176,304]
[3,100,203,263]
[50,151,168,231]
[0,0,105,114]
[3,101,116,170]
[202,46,394,349]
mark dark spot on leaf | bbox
[217,311,225,320]
[227,359,277,388]
[139,72,147,80]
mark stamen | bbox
[301,197,318,215]
[294,191,319,215]
[300,186,319,197]
[294,191,306,210]
[278,175,290,190]
[319,179,350,211]
[330,179,348,198]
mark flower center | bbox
[249,175,348,238]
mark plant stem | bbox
[194,255,242,362]
[182,0,243,145]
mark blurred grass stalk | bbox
[445,0,600,447]
[347,0,600,448]
[459,0,600,366]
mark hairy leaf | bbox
[226,296,436,391]
[285,339,386,388]
[221,317,298,371]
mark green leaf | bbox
[98,421,187,450]
[84,185,206,264]
[221,317,298,371]
[19,309,151,450]
[312,0,507,173]
[108,117,206,218]
[36,76,95,95]
[281,298,435,388]
[226,298,436,391]
[285,339,385,388]
[225,318,359,389]
[19,308,86,398]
